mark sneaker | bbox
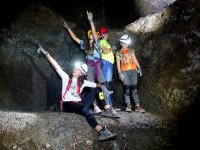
[98,126,117,142]
[112,107,121,112]
[125,104,132,112]
[94,106,102,114]
[135,106,145,113]
[101,108,120,119]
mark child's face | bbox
[120,42,129,48]
[72,67,83,78]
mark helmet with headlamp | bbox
[74,62,88,75]
[119,34,132,45]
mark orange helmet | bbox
[99,26,108,37]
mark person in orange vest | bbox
[116,34,145,113]
[37,45,117,141]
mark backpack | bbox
[60,79,81,111]
[117,48,134,58]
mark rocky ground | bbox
[0,110,176,150]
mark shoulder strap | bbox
[118,48,132,58]
[63,79,81,98]
[62,79,72,100]
[76,81,81,95]
[117,49,122,58]
[130,48,134,53]
[60,79,72,110]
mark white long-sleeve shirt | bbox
[56,68,96,102]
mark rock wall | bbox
[0,5,86,111]
[134,0,177,16]
[118,0,200,117]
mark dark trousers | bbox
[82,88,107,108]
[63,88,102,128]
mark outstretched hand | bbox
[63,21,70,30]
[101,86,113,98]
[137,68,142,77]
[37,45,48,55]
[87,10,93,22]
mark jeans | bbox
[102,60,113,82]
[102,59,113,106]
[63,101,98,128]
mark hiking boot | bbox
[94,106,102,114]
[98,126,117,142]
[101,108,120,119]
[125,104,132,112]
[135,106,145,113]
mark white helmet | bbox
[74,62,88,75]
[119,34,131,45]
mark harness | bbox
[117,48,134,59]
[60,79,81,111]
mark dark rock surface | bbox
[0,111,176,150]
[135,0,176,16]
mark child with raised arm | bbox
[63,11,119,118]
[37,45,117,141]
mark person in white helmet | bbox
[37,45,117,142]
[63,11,120,118]
[116,34,145,113]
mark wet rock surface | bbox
[0,111,176,150]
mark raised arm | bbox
[37,45,61,71]
[63,21,82,44]
[87,11,98,42]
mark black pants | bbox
[63,88,100,128]
[82,88,107,108]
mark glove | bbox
[101,85,113,98]
[37,45,48,55]
[137,68,142,77]
[111,45,117,51]
[87,10,93,22]
[63,21,70,30]
[118,72,124,81]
